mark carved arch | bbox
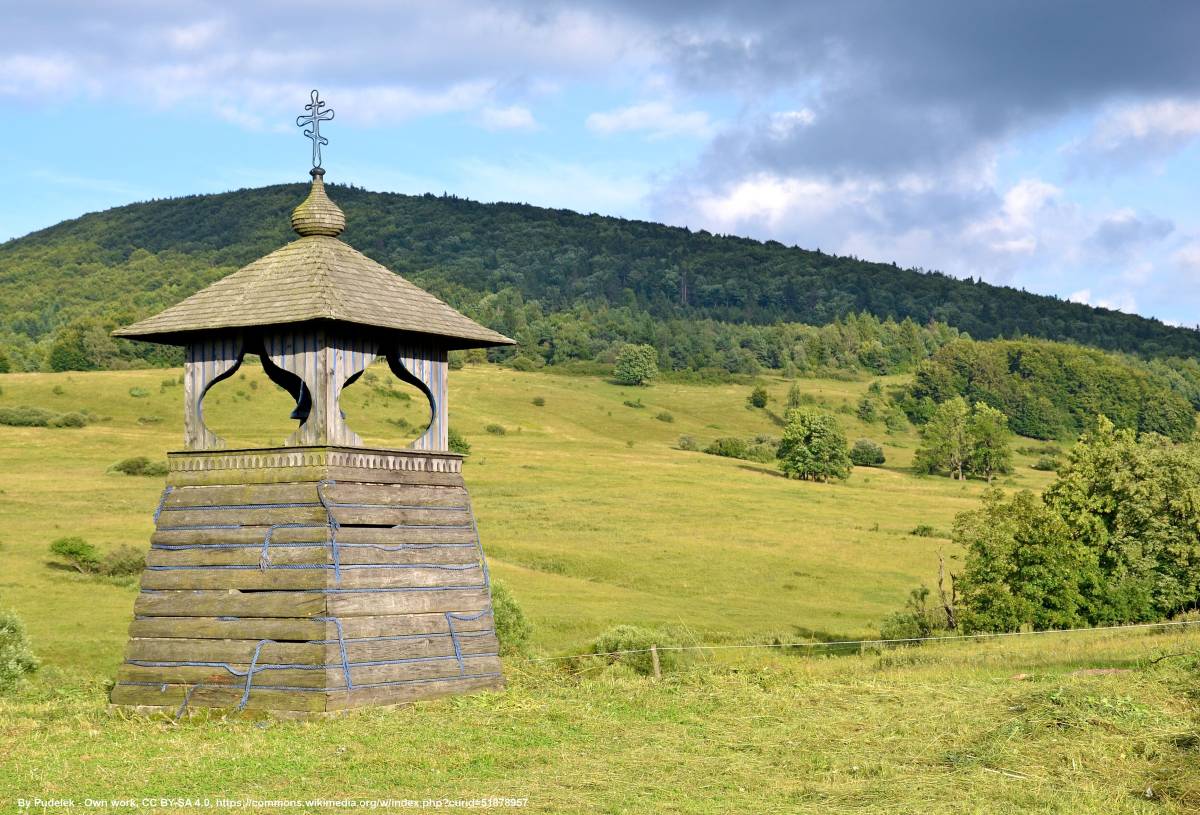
[386,341,448,451]
[184,334,245,450]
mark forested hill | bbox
[2,182,1199,369]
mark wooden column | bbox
[183,335,244,450]
[387,342,449,451]
[261,328,378,446]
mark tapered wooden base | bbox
[109,446,504,716]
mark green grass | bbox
[1,364,1195,813]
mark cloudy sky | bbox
[5,1,1200,325]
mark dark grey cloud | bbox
[631,0,1200,177]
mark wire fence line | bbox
[513,618,1200,664]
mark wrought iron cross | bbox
[296,89,335,169]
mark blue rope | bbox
[315,616,354,690]
[316,480,341,582]
[153,486,175,524]
[257,523,326,569]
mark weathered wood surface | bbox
[146,544,480,568]
[158,506,470,528]
[139,565,485,591]
[115,663,327,689]
[134,590,328,619]
[153,525,477,547]
[127,612,492,642]
[115,468,500,714]
[133,587,490,618]
[326,588,491,616]
[164,483,469,509]
[326,673,502,711]
[110,682,325,712]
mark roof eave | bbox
[112,318,516,351]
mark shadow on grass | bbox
[736,463,787,479]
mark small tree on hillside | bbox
[747,385,769,409]
[966,402,1012,482]
[613,344,659,386]
[915,397,971,479]
[850,438,886,467]
[778,408,851,482]
[786,382,805,410]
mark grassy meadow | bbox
[0,364,1197,813]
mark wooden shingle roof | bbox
[114,172,514,349]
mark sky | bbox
[4,0,1200,327]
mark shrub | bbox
[705,437,748,459]
[137,415,164,425]
[0,406,55,427]
[160,377,178,388]
[531,396,545,407]
[613,344,659,386]
[850,439,886,467]
[485,424,507,436]
[128,387,150,398]
[656,411,674,423]
[587,624,692,676]
[50,537,101,573]
[747,386,769,409]
[1031,456,1059,471]
[49,412,88,428]
[52,384,65,395]
[510,355,539,372]
[447,427,471,456]
[910,524,939,538]
[111,456,169,477]
[490,580,532,656]
[878,586,953,643]
[0,609,39,692]
[678,435,700,451]
[856,396,879,423]
[884,406,909,434]
[744,443,778,463]
[622,398,645,409]
[100,545,145,577]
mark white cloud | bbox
[586,101,714,140]
[479,105,538,131]
[455,155,651,217]
[1072,98,1200,165]
[1069,288,1138,313]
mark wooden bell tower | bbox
[108,94,514,714]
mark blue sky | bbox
[5,1,1200,327]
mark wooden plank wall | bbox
[110,475,502,714]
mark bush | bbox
[1031,456,1059,471]
[586,624,693,676]
[49,412,88,428]
[850,439,886,467]
[909,524,939,538]
[485,424,507,436]
[448,427,471,456]
[531,396,545,407]
[50,537,101,573]
[856,396,879,423]
[747,386,769,409]
[878,586,952,643]
[0,406,55,427]
[100,545,145,577]
[678,435,700,451]
[622,398,645,409]
[110,456,169,477]
[138,415,165,425]
[744,443,778,463]
[490,580,532,656]
[656,411,674,423]
[705,437,748,459]
[128,387,150,398]
[613,344,659,386]
[0,609,39,692]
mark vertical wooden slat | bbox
[184,335,244,451]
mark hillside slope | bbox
[2,183,1198,363]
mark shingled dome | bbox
[113,169,514,350]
